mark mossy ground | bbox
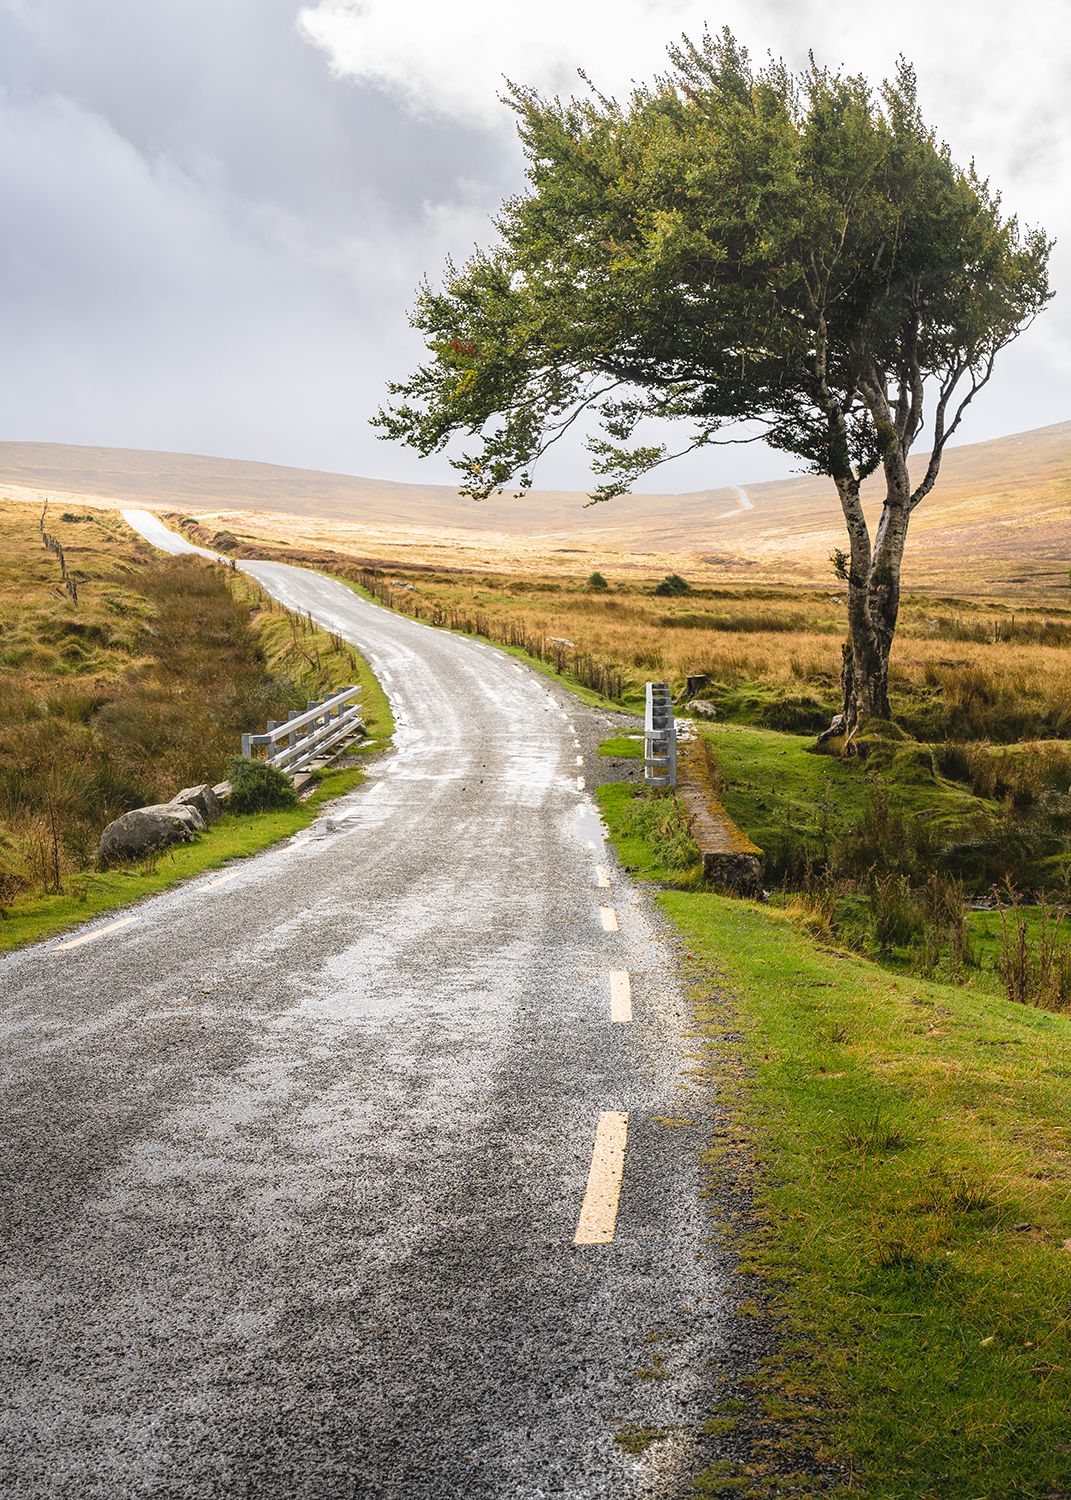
[703,722,985,860]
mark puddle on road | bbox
[574,801,608,852]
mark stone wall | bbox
[676,735,764,899]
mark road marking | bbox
[610,970,633,1022]
[576,776,586,791]
[600,905,618,932]
[576,755,584,767]
[574,1111,629,1245]
[203,870,239,891]
[56,915,138,952]
[595,866,611,889]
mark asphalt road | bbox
[0,514,737,1499]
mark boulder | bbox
[212,780,233,804]
[98,803,203,866]
[687,698,717,720]
[172,784,223,823]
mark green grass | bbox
[598,777,1071,1496]
[598,732,644,758]
[595,781,700,884]
[0,764,365,953]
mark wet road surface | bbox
[0,512,732,1498]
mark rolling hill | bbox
[1,421,1068,594]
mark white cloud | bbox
[296,0,1071,244]
[298,0,696,128]
[0,82,493,476]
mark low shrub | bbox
[653,573,692,597]
[870,873,923,952]
[226,756,298,815]
[996,898,1071,1011]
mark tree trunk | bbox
[819,448,909,750]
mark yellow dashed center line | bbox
[574,1110,629,1245]
[610,970,633,1023]
[56,915,139,952]
[600,905,618,933]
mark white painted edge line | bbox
[56,915,139,952]
[610,970,633,1023]
[595,866,611,889]
[576,776,586,791]
[203,870,240,891]
[574,1110,629,1246]
[576,755,584,767]
[600,905,618,933]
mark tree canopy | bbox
[375,30,1052,738]
[376,30,1049,506]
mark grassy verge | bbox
[595,782,701,884]
[0,764,365,954]
[599,778,1071,1496]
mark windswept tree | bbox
[375,31,1051,742]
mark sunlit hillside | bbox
[1,420,1068,594]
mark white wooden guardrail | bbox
[241,686,364,775]
[644,680,677,789]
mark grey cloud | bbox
[0,1,1065,494]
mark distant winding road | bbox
[0,512,734,1498]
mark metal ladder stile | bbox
[643,680,677,789]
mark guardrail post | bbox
[644,680,677,789]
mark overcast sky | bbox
[0,0,1067,492]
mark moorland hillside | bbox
[0,420,1067,592]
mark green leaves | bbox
[375,29,1051,505]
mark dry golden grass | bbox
[159,500,1071,740]
[357,570,1071,740]
[0,502,367,904]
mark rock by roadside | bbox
[171,784,223,824]
[98,782,230,865]
[99,803,203,865]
